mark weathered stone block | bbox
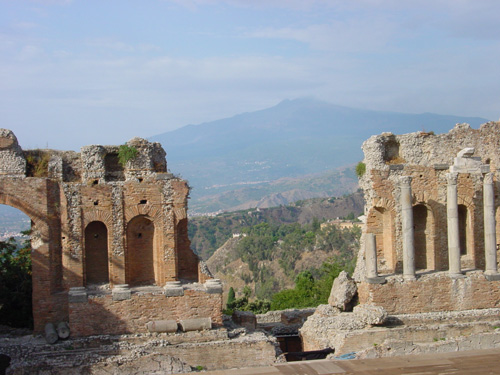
[328,271,357,311]
[233,310,257,331]
[352,304,387,325]
[164,281,184,297]
[205,279,223,294]
[112,284,131,301]
[68,287,87,303]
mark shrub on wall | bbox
[118,144,138,166]
[355,162,366,178]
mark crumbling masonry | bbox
[355,122,500,313]
[0,129,222,335]
[300,123,500,357]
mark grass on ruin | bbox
[25,151,51,177]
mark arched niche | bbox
[413,204,436,270]
[368,207,396,273]
[84,221,109,285]
[126,215,156,286]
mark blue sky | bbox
[1,0,499,150]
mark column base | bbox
[403,274,417,281]
[365,276,387,284]
[484,271,500,281]
[448,272,464,279]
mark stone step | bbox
[386,308,500,327]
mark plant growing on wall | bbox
[25,152,51,177]
[355,162,366,178]
[118,144,138,166]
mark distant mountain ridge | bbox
[150,98,488,213]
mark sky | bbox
[1,0,500,150]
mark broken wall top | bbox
[0,129,171,183]
[361,122,500,172]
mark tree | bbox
[242,285,252,298]
[0,233,32,328]
[227,287,235,307]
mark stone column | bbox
[447,172,462,277]
[400,176,416,280]
[483,173,500,280]
[365,233,386,284]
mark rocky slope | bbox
[189,191,365,261]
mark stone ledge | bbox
[68,287,87,303]
[112,284,131,301]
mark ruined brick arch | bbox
[83,209,113,229]
[0,193,43,232]
[82,210,114,285]
[124,204,163,223]
[174,207,187,223]
[412,202,436,270]
[367,205,396,273]
[84,221,109,285]
[175,207,199,281]
[125,214,158,286]
[0,181,64,332]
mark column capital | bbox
[446,172,458,185]
[484,172,494,185]
[399,176,412,186]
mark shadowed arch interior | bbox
[413,204,436,270]
[370,207,396,272]
[84,221,109,284]
[458,204,469,256]
[126,215,155,286]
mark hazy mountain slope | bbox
[151,98,487,213]
[190,166,359,213]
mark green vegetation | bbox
[25,151,51,177]
[0,232,32,328]
[232,221,359,300]
[355,162,366,178]
[189,192,364,260]
[192,194,362,312]
[270,259,353,310]
[224,285,271,315]
[117,144,138,166]
[227,287,235,307]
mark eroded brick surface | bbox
[0,129,220,334]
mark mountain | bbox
[190,165,359,213]
[150,98,488,213]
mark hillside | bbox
[189,190,364,261]
[151,98,488,213]
[205,217,361,301]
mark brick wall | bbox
[358,272,500,314]
[0,131,213,334]
[69,289,222,336]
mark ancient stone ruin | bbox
[0,129,222,336]
[301,122,500,358]
[356,122,500,312]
